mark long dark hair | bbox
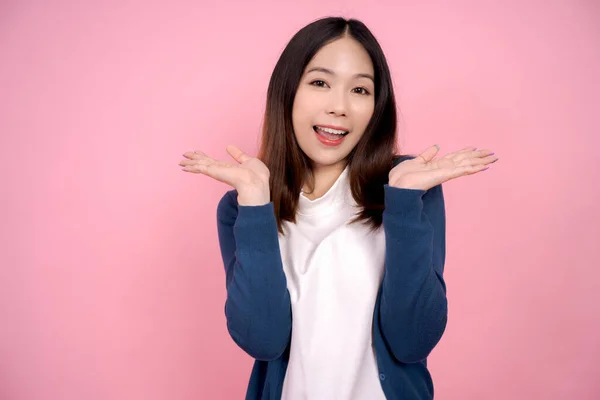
[257,16,405,234]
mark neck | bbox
[302,160,347,201]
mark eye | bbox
[309,80,328,88]
[353,87,371,95]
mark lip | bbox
[314,124,349,132]
[314,126,347,147]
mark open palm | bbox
[179,145,270,192]
[389,145,499,191]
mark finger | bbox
[442,146,477,159]
[181,158,236,170]
[182,163,217,175]
[469,154,498,166]
[181,163,236,184]
[455,150,497,164]
[417,144,440,163]
[179,158,218,167]
[226,145,252,164]
[473,149,495,158]
[182,151,213,161]
[440,146,478,160]
[179,150,217,166]
[452,163,490,178]
[179,159,198,166]
[182,151,200,160]
[181,159,212,171]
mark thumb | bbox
[418,144,440,163]
[226,144,252,164]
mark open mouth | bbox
[313,126,349,143]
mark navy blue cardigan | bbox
[216,156,448,399]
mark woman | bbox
[179,16,498,400]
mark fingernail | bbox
[490,152,495,156]
[483,167,490,171]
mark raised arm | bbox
[377,145,497,363]
[179,145,292,360]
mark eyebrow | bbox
[305,67,374,82]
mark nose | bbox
[326,88,347,117]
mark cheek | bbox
[292,99,314,141]
[292,93,311,124]
[352,103,375,127]
[293,101,322,136]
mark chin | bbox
[295,129,354,168]
[304,150,349,168]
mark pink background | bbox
[1,1,599,399]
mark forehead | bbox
[305,36,374,75]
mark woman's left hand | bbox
[389,145,499,191]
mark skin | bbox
[291,35,375,199]
[178,37,499,204]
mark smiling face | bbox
[291,35,375,171]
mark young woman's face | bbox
[292,36,375,170]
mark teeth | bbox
[315,126,347,135]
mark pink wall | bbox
[1,1,599,399]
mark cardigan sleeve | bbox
[378,157,448,364]
[216,190,292,361]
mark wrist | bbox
[389,178,414,189]
[237,185,270,206]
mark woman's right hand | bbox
[179,145,271,206]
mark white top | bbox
[279,165,387,399]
